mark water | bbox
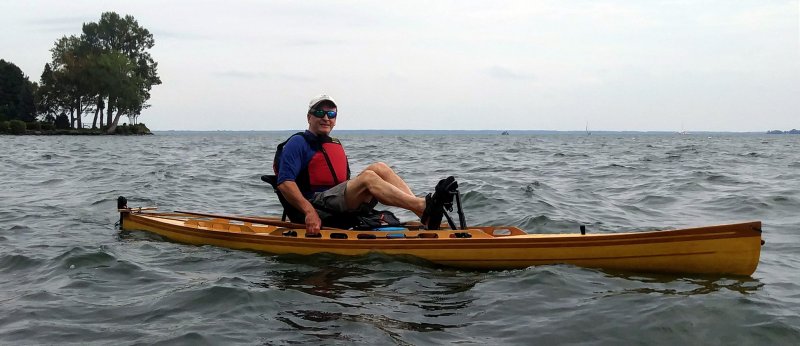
[1,132,799,344]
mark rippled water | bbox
[1,132,799,344]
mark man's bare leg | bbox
[361,162,414,197]
[344,170,425,216]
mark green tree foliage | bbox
[0,59,37,122]
[43,35,95,129]
[36,11,161,133]
[36,63,59,120]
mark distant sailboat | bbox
[679,122,688,135]
[585,122,591,136]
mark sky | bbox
[1,0,798,131]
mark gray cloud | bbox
[486,66,536,80]
[26,16,92,33]
[215,70,313,82]
[281,38,347,47]
[152,30,213,41]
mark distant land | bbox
[767,129,800,135]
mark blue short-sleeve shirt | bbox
[277,131,318,199]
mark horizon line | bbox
[150,129,786,134]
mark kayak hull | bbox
[120,212,762,276]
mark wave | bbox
[0,254,46,272]
[52,247,118,269]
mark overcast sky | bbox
[2,1,798,131]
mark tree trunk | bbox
[99,97,105,128]
[76,97,82,129]
[92,95,103,129]
[70,108,75,129]
[92,108,99,129]
[106,110,124,134]
[106,97,113,128]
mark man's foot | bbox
[421,194,443,230]
[421,176,458,230]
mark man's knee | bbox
[356,169,381,186]
[365,162,392,175]
[348,171,379,201]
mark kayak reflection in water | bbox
[273,94,457,235]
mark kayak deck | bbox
[120,211,763,276]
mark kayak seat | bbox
[261,174,305,223]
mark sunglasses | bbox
[309,109,337,119]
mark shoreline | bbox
[0,122,152,136]
[0,130,152,136]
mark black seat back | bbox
[261,175,305,223]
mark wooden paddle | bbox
[173,210,344,230]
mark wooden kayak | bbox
[118,210,763,276]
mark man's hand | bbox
[305,210,322,236]
[277,181,322,236]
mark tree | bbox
[81,12,161,133]
[36,63,59,122]
[92,50,146,132]
[0,59,37,122]
[54,112,70,129]
[39,35,91,128]
[36,11,161,133]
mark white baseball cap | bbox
[308,94,337,112]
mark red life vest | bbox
[307,138,349,191]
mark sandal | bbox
[420,176,458,229]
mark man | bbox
[275,94,456,235]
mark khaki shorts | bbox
[310,181,377,214]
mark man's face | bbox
[307,104,337,136]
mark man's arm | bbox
[277,181,321,235]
